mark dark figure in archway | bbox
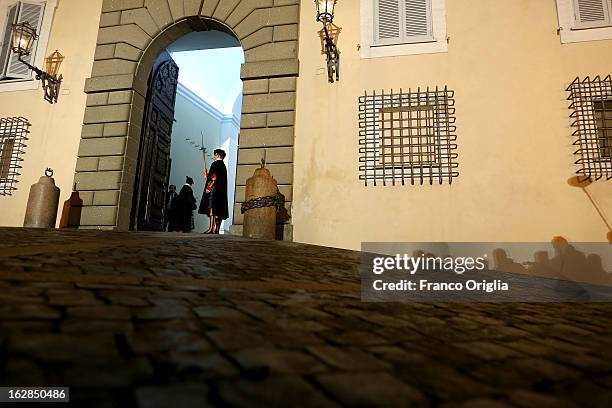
[164,185,178,232]
[175,177,197,233]
[199,149,229,234]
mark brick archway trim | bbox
[73,0,299,238]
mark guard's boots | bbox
[213,217,222,234]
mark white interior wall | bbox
[167,38,244,233]
[170,83,240,233]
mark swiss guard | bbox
[199,149,229,234]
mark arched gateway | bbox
[73,0,298,239]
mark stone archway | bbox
[73,0,298,239]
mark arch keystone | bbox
[183,0,203,15]
[144,0,174,29]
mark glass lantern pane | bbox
[316,0,336,21]
[45,51,64,77]
[11,23,36,54]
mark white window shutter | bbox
[405,0,433,41]
[5,1,46,80]
[573,0,611,28]
[376,0,402,44]
[0,3,20,79]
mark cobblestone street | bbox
[1,228,611,407]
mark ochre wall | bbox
[1,0,610,248]
[0,0,102,227]
[293,0,612,250]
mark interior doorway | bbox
[130,30,244,233]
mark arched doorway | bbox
[129,52,179,231]
[73,2,299,239]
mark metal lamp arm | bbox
[17,54,62,104]
[17,54,44,77]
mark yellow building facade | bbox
[293,0,612,249]
[0,0,610,251]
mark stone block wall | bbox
[73,0,300,237]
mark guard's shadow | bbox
[275,188,290,240]
[59,190,83,228]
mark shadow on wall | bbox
[275,188,290,240]
[492,237,612,287]
[567,176,612,243]
[406,237,612,288]
[59,188,82,228]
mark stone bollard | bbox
[23,168,60,228]
[242,166,278,240]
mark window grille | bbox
[566,76,612,181]
[359,87,458,186]
[0,117,30,195]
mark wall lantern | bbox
[318,23,341,54]
[314,0,341,83]
[11,21,37,55]
[315,0,336,23]
[11,22,64,104]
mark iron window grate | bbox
[359,87,458,186]
[0,117,30,196]
[566,76,612,181]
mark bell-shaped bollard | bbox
[23,168,60,228]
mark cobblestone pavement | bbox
[1,228,612,407]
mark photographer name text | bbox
[373,279,509,292]
[370,254,510,293]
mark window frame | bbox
[361,0,448,59]
[378,105,442,170]
[0,0,57,93]
[556,0,612,43]
[0,137,15,180]
[591,99,612,161]
[373,0,434,46]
